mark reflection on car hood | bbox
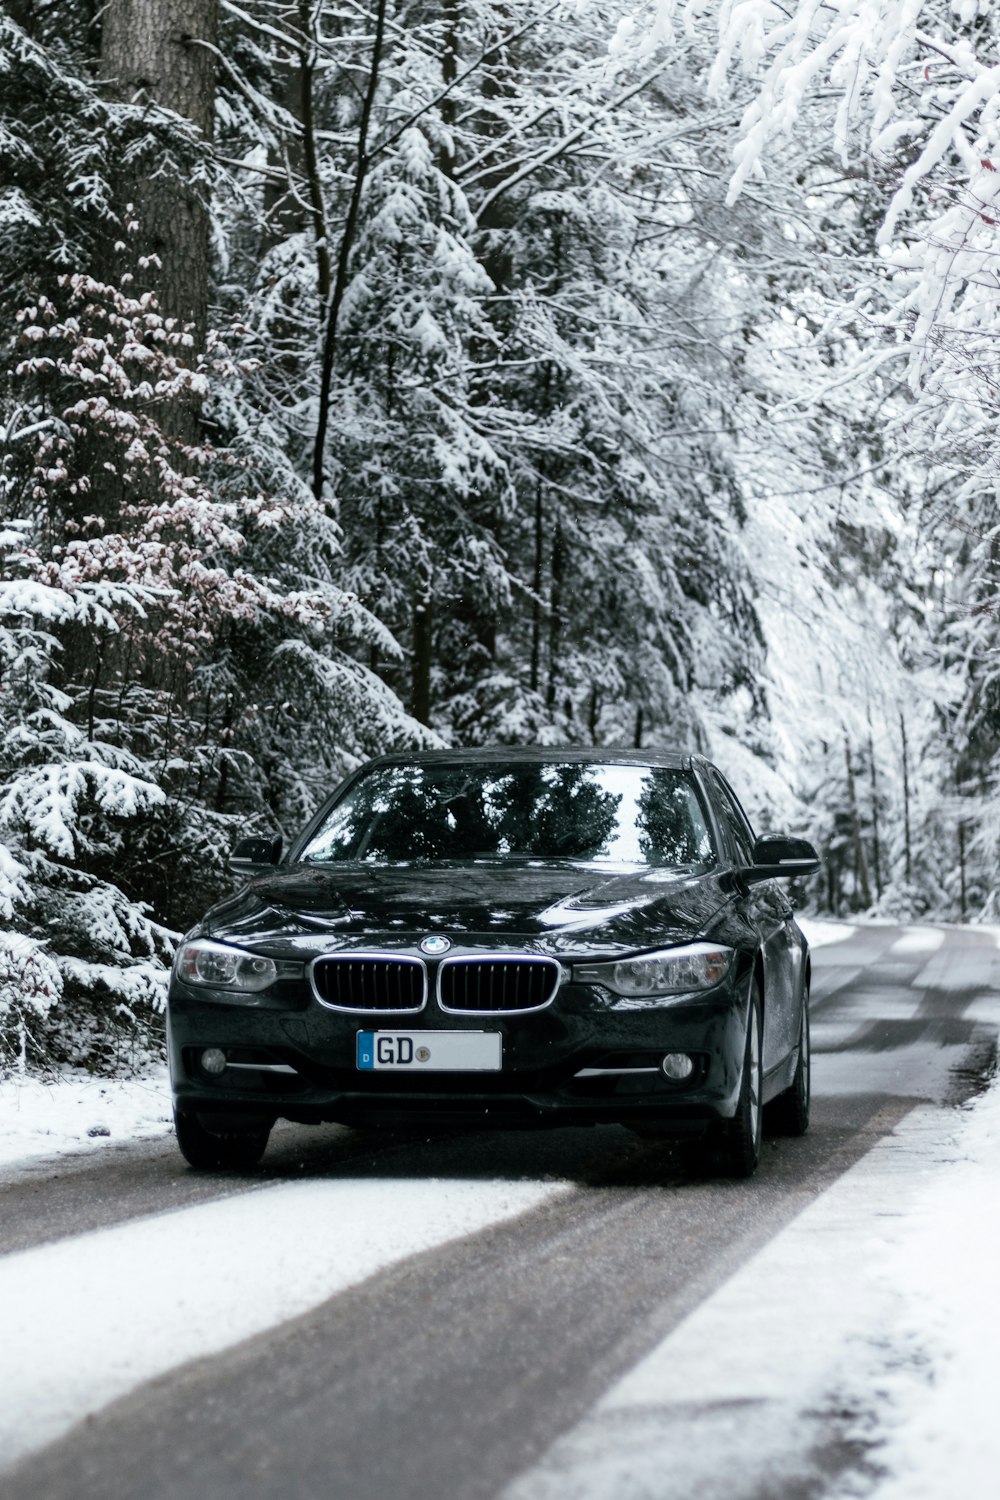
[199,861,732,958]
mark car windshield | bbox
[298,761,715,868]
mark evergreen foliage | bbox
[2,0,999,1072]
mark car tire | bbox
[765,997,810,1137]
[718,987,763,1179]
[173,1107,271,1171]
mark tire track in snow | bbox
[497,1105,958,1500]
[0,1173,568,1468]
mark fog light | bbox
[661,1053,694,1080]
[200,1047,228,1076]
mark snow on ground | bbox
[833,1078,1000,1500]
[0,1065,172,1169]
[1,922,999,1498]
[797,916,858,947]
[0,1173,570,1466]
[886,928,945,956]
[501,1083,1000,1500]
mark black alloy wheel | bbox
[766,997,811,1137]
[173,1107,271,1171]
[720,986,763,1179]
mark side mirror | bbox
[228,834,282,877]
[744,834,821,884]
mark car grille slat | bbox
[311,956,425,1012]
[439,958,559,1014]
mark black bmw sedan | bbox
[167,748,819,1178]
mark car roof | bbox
[361,746,698,772]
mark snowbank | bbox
[0,1067,172,1168]
[840,1076,1000,1498]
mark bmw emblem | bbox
[420,934,451,955]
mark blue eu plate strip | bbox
[357,1032,375,1069]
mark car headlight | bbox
[174,940,301,993]
[573,943,733,997]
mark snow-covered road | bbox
[500,1099,995,1500]
[1,920,998,1500]
[0,1176,569,1465]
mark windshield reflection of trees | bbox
[301,764,712,867]
[636,777,713,865]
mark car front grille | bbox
[311,956,426,1012]
[438,957,560,1013]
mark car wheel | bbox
[719,987,763,1179]
[173,1107,271,1171]
[766,998,810,1137]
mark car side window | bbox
[709,773,756,867]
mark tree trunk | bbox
[257,5,331,300]
[588,685,599,742]
[530,477,543,691]
[868,723,882,899]
[439,0,459,177]
[261,6,308,244]
[411,594,433,726]
[470,3,517,292]
[958,812,967,921]
[298,20,331,305]
[100,0,218,442]
[101,1,217,335]
[900,712,912,883]
[312,0,389,502]
[546,521,564,711]
[844,734,872,909]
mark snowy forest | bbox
[2,0,999,1074]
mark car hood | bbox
[198,861,732,959]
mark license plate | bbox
[357,1030,502,1072]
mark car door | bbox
[707,771,801,1075]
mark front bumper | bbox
[167,972,752,1135]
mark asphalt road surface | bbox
[2,922,997,1500]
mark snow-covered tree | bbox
[9,0,1000,1075]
